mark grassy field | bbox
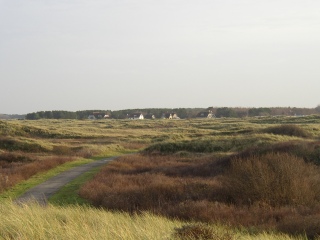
[1,200,307,240]
[1,116,320,239]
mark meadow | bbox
[1,116,320,239]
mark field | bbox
[1,116,320,239]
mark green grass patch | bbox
[49,165,102,206]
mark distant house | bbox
[127,113,144,120]
[162,113,179,119]
[196,110,215,118]
[172,113,180,119]
[162,113,172,119]
[88,112,108,120]
[92,112,105,119]
[144,113,156,119]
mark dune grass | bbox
[0,201,310,240]
[1,117,320,239]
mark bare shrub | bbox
[223,153,320,206]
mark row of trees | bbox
[25,109,202,120]
[25,107,320,120]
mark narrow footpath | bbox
[15,156,117,205]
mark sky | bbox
[1,0,320,114]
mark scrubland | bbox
[1,115,320,239]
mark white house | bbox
[127,113,144,120]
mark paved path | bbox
[15,156,117,205]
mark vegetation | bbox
[24,106,319,119]
[1,201,308,240]
[1,115,320,239]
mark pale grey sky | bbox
[1,0,320,114]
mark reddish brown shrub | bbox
[223,152,320,206]
[80,153,320,236]
[0,156,74,193]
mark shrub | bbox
[173,224,233,240]
[0,137,48,152]
[229,141,320,165]
[0,152,33,163]
[144,140,223,154]
[223,153,320,206]
[52,145,72,155]
[263,124,311,138]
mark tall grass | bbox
[0,201,309,240]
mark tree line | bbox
[25,107,320,120]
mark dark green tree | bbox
[216,107,237,118]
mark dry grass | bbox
[80,152,320,238]
[2,117,320,238]
[0,201,311,240]
[0,119,147,194]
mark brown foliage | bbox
[0,155,73,192]
[224,140,320,165]
[80,155,221,211]
[80,153,320,237]
[223,152,320,206]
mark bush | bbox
[173,224,233,240]
[144,140,223,154]
[230,141,320,165]
[0,137,48,152]
[223,153,320,206]
[263,124,311,138]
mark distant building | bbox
[92,112,105,119]
[196,110,215,118]
[127,113,144,120]
[162,113,172,119]
[162,113,179,119]
[144,113,156,119]
[88,112,109,120]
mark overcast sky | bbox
[1,0,320,114]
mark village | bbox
[87,110,216,120]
